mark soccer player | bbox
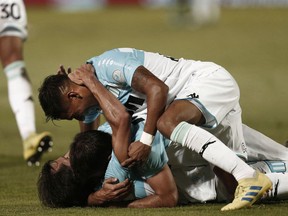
[38,48,273,210]
[38,124,288,208]
[83,123,288,206]
[0,0,52,165]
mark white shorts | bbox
[167,141,288,204]
[166,142,228,203]
[0,0,28,39]
[176,64,247,159]
[176,64,240,128]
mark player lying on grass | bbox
[38,48,276,210]
[38,124,288,208]
[79,123,288,205]
[38,130,177,207]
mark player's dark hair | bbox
[38,74,69,121]
[37,160,87,208]
[70,130,112,192]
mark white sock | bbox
[248,160,288,199]
[170,122,255,181]
[265,173,288,200]
[4,61,36,141]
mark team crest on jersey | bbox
[112,70,125,83]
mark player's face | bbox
[59,86,95,121]
[50,153,70,173]
[60,100,86,121]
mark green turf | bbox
[0,5,287,216]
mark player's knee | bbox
[0,50,23,67]
[157,114,178,138]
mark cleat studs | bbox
[40,141,45,146]
[35,161,40,166]
[38,147,43,152]
[49,141,53,146]
[27,161,32,166]
[48,147,53,152]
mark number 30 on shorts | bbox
[1,3,21,20]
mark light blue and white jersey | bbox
[98,121,169,199]
[83,47,200,124]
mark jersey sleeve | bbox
[82,106,102,124]
[87,48,144,87]
[104,152,155,200]
[98,121,112,134]
[104,151,130,182]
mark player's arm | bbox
[67,64,136,206]
[126,66,168,164]
[131,66,168,139]
[87,178,132,206]
[128,164,178,208]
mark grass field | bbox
[0,5,288,216]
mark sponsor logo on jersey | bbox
[187,93,199,99]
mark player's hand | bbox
[87,178,132,206]
[121,141,151,168]
[57,65,71,75]
[68,64,95,86]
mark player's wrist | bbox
[88,191,105,206]
[140,131,154,146]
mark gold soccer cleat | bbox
[221,171,272,211]
[23,132,53,166]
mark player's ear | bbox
[68,92,82,99]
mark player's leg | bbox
[0,36,52,166]
[209,104,288,201]
[157,65,272,210]
[158,101,271,210]
[249,161,288,200]
[243,124,288,161]
[215,161,288,202]
[264,172,288,200]
[0,1,52,166]
[211,113,288,161]
[207,103,247,159]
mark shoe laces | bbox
[234,184,246,199]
